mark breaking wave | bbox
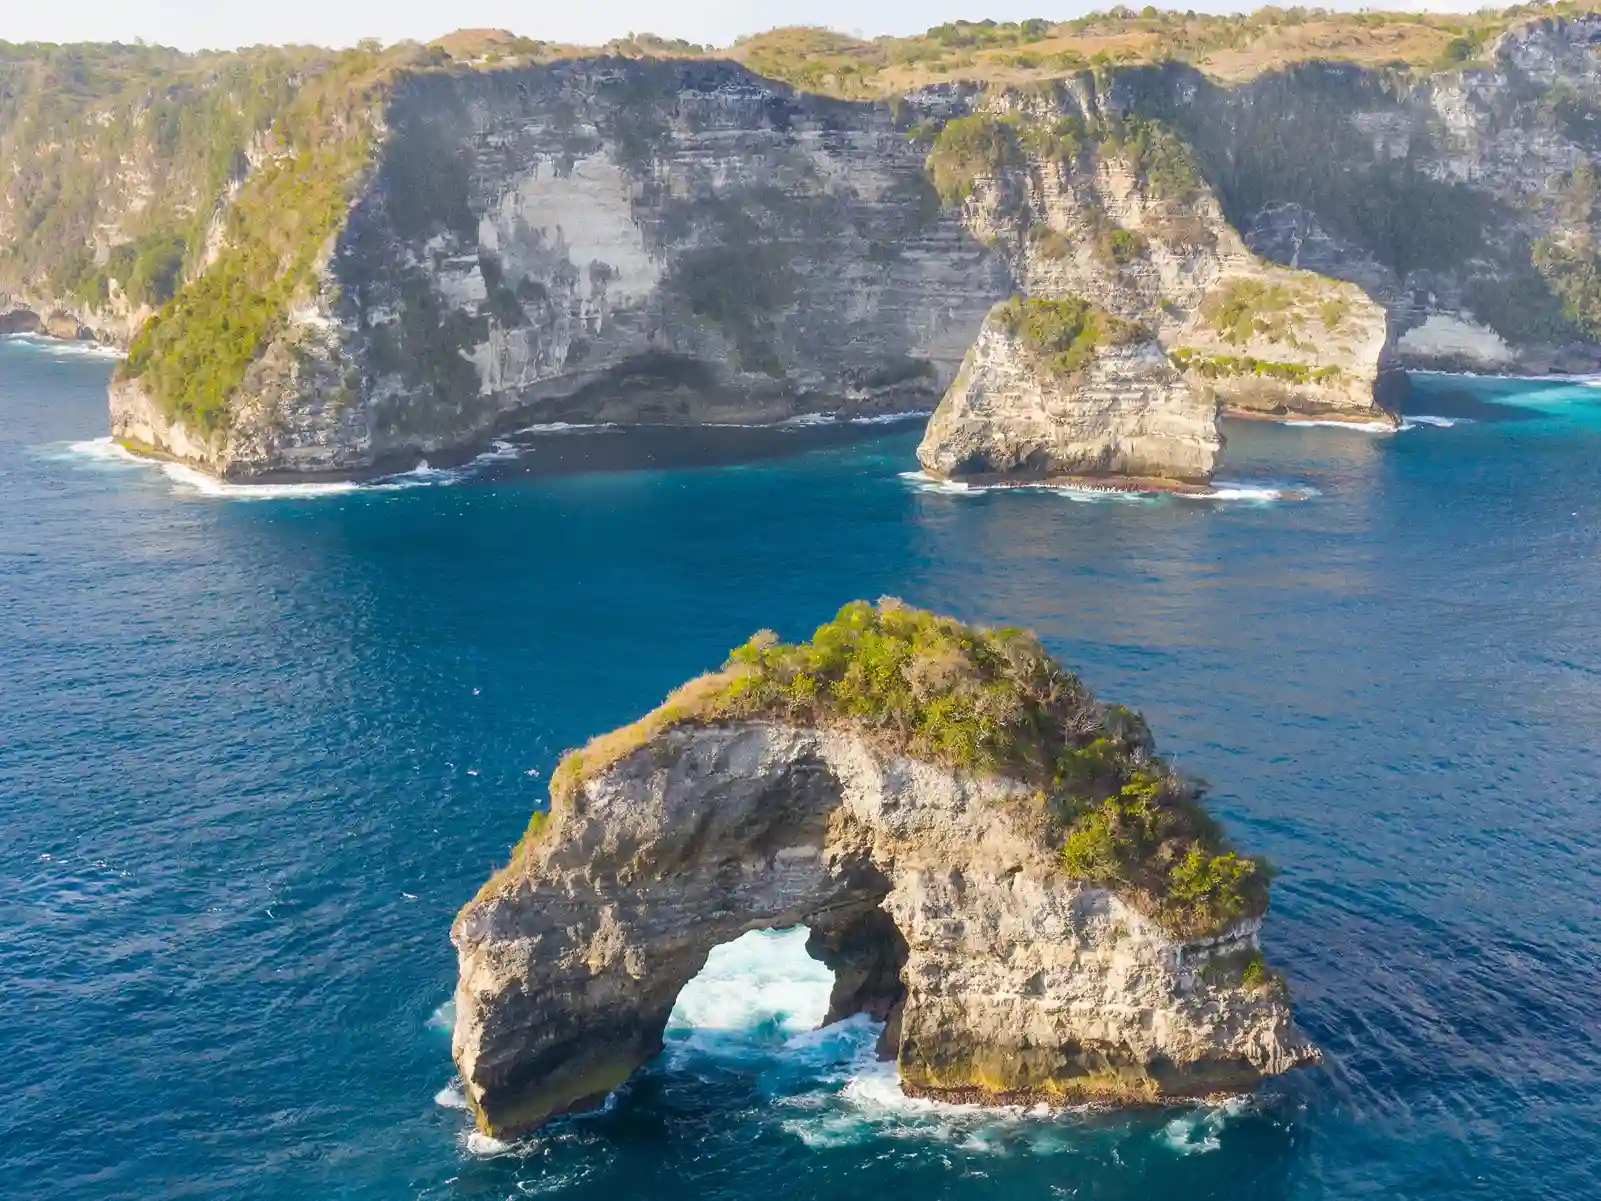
[42,438,480,499]
[513,421,622,435]
[1,333,124,359]
[1183,480,1318,503]
[664,927,833,1059]
[897,470,1160,503]
[1280,418,1399,432]
[900,470,1313,504]
[777,410,931,429]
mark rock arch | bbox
[451,722,1317,1137]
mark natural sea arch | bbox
[451,737,914,1133]
[451,722,1317,1137]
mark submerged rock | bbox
[452,601,1318,1136]
[916,298,1220,487]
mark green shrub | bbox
[1534,238,1601,338]
[126,230,188,307]
[1170,348,1341,385]
[1104,226,1149,264]
[1102,115,1204,203]
[1202,278,1299,344]
[122,142,367,431]
[1240,951,1269,990]
[115,44,418,429]
[993,295,1142,379]
[927,114,1020,204]
[1017,114,1092,167]
[526,599,1267,938]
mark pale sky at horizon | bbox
[2,0,1490,54]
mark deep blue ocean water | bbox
[3,335,1599,1201]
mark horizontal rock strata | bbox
[453,602,1320,1137]
[916,302,1221,486]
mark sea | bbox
[2,333,1598,1201]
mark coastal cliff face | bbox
[1136,15,1601,373]
[452,600,1318,1138]
[957,84,1395,424]
[111,62,1008,479]
[916,302,1221,485]
[453,722,1315,1136]
[12,15,1601,478]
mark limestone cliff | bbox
[110,61,1007,480]
[1137,15,1601,373]
[11,15,1601,478]
[452,601,1318,1137]
[951,85,1395,424]
[916,299,1220,485]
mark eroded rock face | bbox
[452,723,1317,1137]
[960,86,1395,426]
[115,62,1011,481]
[915,307,1221,485]
[1156,18,1601,374]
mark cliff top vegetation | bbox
[719,2,1601,95]
[510,599,1269,937]
[994,296,1144,378]
[1200,276,1356,347]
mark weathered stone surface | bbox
[452,722,1318,1137]
[1170,17,1601,374]
[71,14,1601,478]
[959,84,1395,425]
[115,62,1011,481]
[916,305,1220,485]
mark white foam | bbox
[666,927,833,1056]
[514,421,620,435]
[45,439,481,500]
[847,409,932,425]
[1157,1096,1250,1155]
[40,436,144,467]
[1281,418,1398,432]
[472,439,524,463]
[1403,414,1469,428]
[901,469,1310,504]
[463,1131,513,1157]
[898,469,978,495]
[427,999,456,1035]
[159,460,363,499]
[1411,368,1601,384]
[777,1023,1096,1153]
[2,333,124,359]
[897,469,1156,503]
[434,1083,469,1110]
[1181,480,1317,503]
[776,410,931,429]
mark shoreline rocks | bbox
[917,299,1221,486]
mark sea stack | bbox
[451,600,1319,1137]
[916,298,1222,488]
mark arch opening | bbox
[664,914,909,1066]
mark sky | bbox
[1,0,1487,54]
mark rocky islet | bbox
[452,601,1319,1137]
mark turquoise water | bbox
[3,336,1599,1200]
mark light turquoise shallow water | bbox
[2,337,1599,1200]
